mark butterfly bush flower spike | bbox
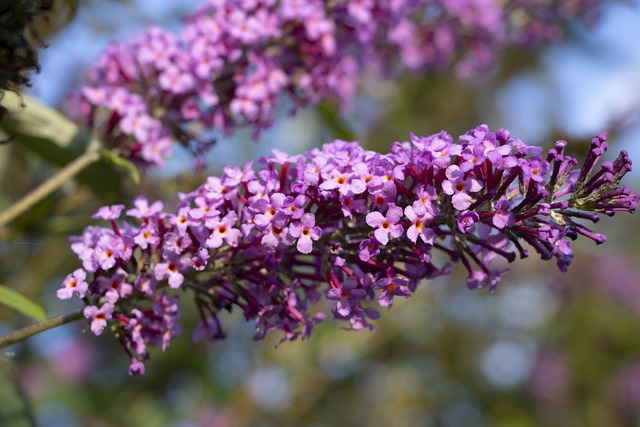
[68,0,606,166]
[60,125,638,374]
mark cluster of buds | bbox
[67,0,604,166]
[59,125,638,374]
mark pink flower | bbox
[84,303,114,336]
[289,213,322,254]
[365,204,404,245]
[57,269,89,299]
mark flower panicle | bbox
[60,125,637,374]
[67,0,605,166]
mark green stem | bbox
[0,137,101,227]
[0,310,84,348]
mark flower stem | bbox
[0,310,84,348]
[0,137,101,227]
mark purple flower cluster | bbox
[67,0,604,166]
[60,125,637,374]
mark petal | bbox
[404,205,416,221]
[168,272,184,289]
[337,300,352,317]
[225,229,241,247]
[301,212,315,227]
[57,288,73,300]
[441,180,455,195]
[407,226,419,243]
[377,291,393,307]
[205,233,223,249]
[445,165,463,181]
[452,193,472,210]
[389,224,404,239]
[350,179,366,194]
[91,319,107,335]
[467,178,483,192]
[374,228,389,245]
[154,263,168,280]
[297,236,313,254]
[83,305,98,319]
[386,205,403,223]
[366,211,384,227]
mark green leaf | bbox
[0,92,124,199]
[0,91,79,153]
[100,149,141,184]
[0,364,36,427]
[0,285,46,322]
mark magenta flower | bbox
[289,213,322,254]
[84,303,114,336]
[92,205,125,220]
[520,157,548,183]
[326,277,366,317]
[404,203,435,244]
[442,165,483,210]
[358,238,380,262]
[93,235,125,271]
[129,358,146,376]
[191,248,210,271]
[282,195,307,219]
[126,196,164,219]
[457,211,480,233]
[347,306,380,331]
[158,66,194,94]
[133,223,160,250]
[492,197,516,229]
[459,144,487,172]
[328,166,367,195]
[99,273,134,304]
[252,194,287,228]
[57,269,89,300]
[120,113,160,142]
[154,251,191,288]
[163,232,192,255]
[373,276,412,307]
[205,212,242,248]
[365,204,404,245]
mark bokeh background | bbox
[1,0,640,426]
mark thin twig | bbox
[0,137,101,227]
[0,310,84,348]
